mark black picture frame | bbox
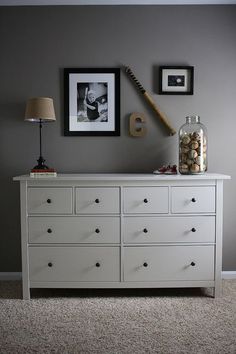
[159,66,194,95]
[64,68,120,136]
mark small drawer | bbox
[171,186,215,214]
[29,246,120,282]
[123,216,215,244]
[27,188,73,215]
[124,246,214,281]
[123,187,168,214]
[28,216,120,244]
[76,188,120,214]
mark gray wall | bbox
[0,5,235,272]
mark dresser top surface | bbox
[13,173,231,182]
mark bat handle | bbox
[143,92,176,136]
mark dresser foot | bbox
[22,287,31,300]
[213,284,222,298]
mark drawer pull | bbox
[191,198,196,203]
[95,262,101,267]
[47,228,52,234]
[48,262,53,267]
[95,228,100,234]
[95,198,100,204]
[143,262,148,267]
[47,198,52,204]
[191,228,196,233]
[143,228,148,233]
[143,198,148,203]
[190,262,196,267]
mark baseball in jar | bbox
[179,116,207,174]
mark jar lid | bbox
[186,115,200,123]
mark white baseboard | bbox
[0,271,236,281]
[222,271,236,279]
[0,272,22,280]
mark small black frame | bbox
[159,66,194,95]
[64,68,120,136]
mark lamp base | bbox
[32,156,50,170]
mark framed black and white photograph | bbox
[159,66,194,95]
[64,68,120,136]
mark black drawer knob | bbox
[95,199,100,204]
[95,228,100,234]
[191,228,196,233]
[190,262,196,267]
[143,262,148,267]
[48,262,53,267]
[191,198,196,203]
[143,228,148,233]
[143,198,148,203]
[47,198,52,204]
[47,228,52,234]
[95,262,100,267]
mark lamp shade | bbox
[25,97,56,122]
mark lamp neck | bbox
[39,119,42,158]
[32,119,49,170]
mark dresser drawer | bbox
[29,246,120,282]
[76,188,120,214]
[124,246,214,281]
[28,216,120,244]
[27,188,73,215]
[123,187,168,214]
[171,186,215,214]
[123,216,215,243]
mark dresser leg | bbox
[213,283,222,298]
[22,285,30,300]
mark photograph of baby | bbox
[77,83,108,123]
[64,67,120,136]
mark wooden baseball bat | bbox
[124,66,176,136]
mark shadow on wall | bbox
[0,102,28,271]
[0,101,31,172]
[0,102,25,122]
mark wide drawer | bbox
[29,246,120,282]
[28,216,120,244]
[27,188,73,215]
[124,246,214,281]
[123,216,215,243]
[123,187,168,214]
[76,188,120,214]
[171,186,215,213]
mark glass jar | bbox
[179,115,207,174]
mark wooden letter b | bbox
[129,112,147,137]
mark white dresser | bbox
[13,173,230,299]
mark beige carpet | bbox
[0,281,236,354]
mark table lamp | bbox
[25,97,56,170]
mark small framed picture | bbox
[64,68,120,136]
[159,66,194,95]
